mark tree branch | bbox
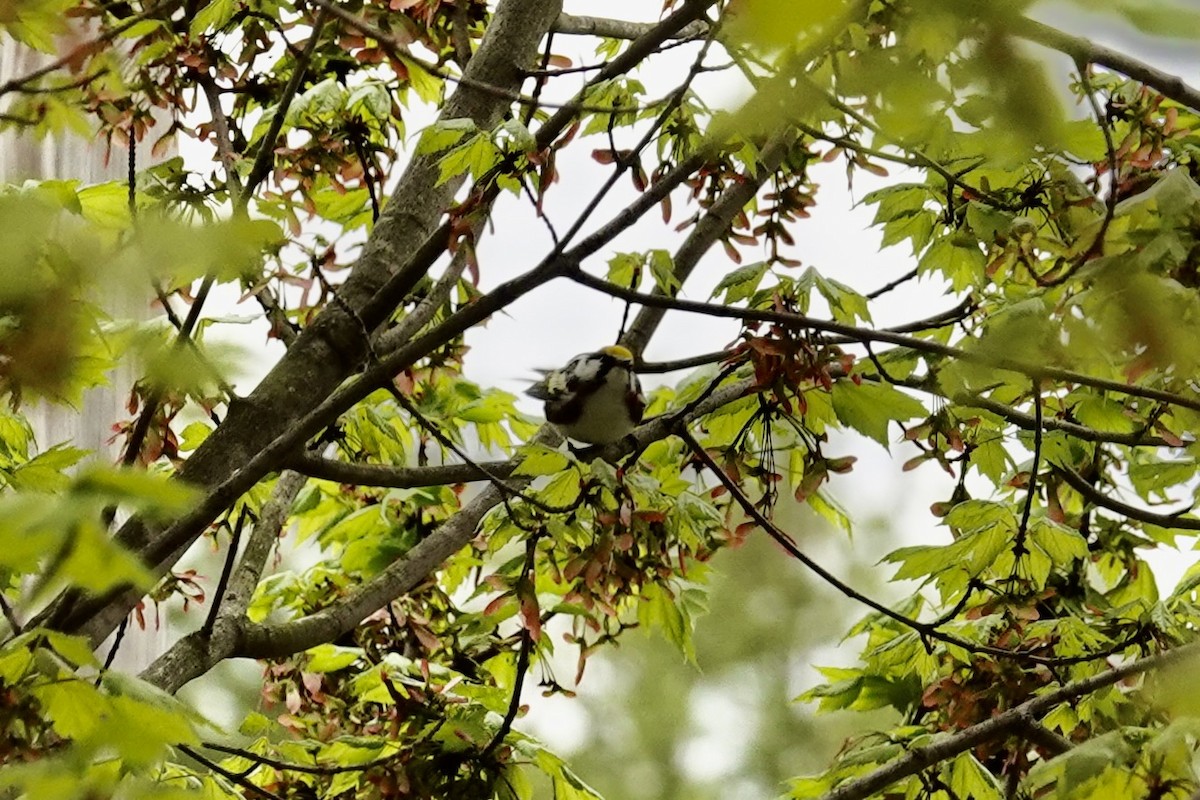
[1017,720,1074,757]
[241,7,330,202]
[621,126,798,358]
[141,471,306,693]
[552,12,708,41]
[921,384,1174,448]
[677,428,1081,664]
[290,453,514,488]
[817,640,1200,800]
[569,270,1200,415]
[1012,380,1043,558]
[478,535,539,765]
[237,380,754,662]
[220,470,308,621]
[1055,466,1200,532]
[48,0,570,644]
[1013,16,1200,113]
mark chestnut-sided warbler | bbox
[527,344,646,445]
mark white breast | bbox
[557,368,636,444]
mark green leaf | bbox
[537,470,581,507]
[606,252,642,289]
[41,631,100,670]
[189,0,236,35]
[306,644,363,673]
[945,500,1016,536]
[436,132,501,185]
[971,436,1011,484]
[71,465,198,518]
[1029,517,1087,565]
[1073,397,1137,434]
[862,183,931,225]
[947,753,1003,800]
[61,522,154,594]
[178,422,213,453]
[415,118,478,155]
[725,0,852,50]
[880,209,937,254]
[76,183,132,229]
[495,119,537,153]
[513,445,570,477]
[32,679,102,740]
[710,261,770,303]
[637,582,696,664]
[647,249,680,293]
[806,268,871,324]
[400,55,443,103]
[346,81,393,123]
[1111,0,1200,38]
[0,0,72,51]
[9,445,87,491]
[831,380,927,446]
[918,234,986,291]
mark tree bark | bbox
[50,0,565,645]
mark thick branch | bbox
[1014,17,1200,113]
[552,12,708,41]
[221,471,308,619]
[818,641,1200,800]
[290,453,514,488]
[49,0,567,643]
[140,471,306,693]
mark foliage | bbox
[2,0,1200,799]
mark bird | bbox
[526,344,646,445]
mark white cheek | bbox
[569,357,602,382]
[547,372,570,393]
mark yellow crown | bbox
[599,344,634,362]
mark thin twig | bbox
[1055,466,1200,532]
[1012,379,1043,558]
[865,267,920,300]
[196,71,245,199]
[552,12,723,253]
[0,592,21,636]
[1040,61,1119,286]
[98,617,129,682]
[568,270,1200,415]
[478,535,538,764]
[310,0,697,116]
[242,7,331,202]
[912,382,1173,448]
[677,428,1119,667]
[178,744,285,800]
[200,508,248,636]
[636,350,734,373]
[200,741,397,775]
[374,239,474,356]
